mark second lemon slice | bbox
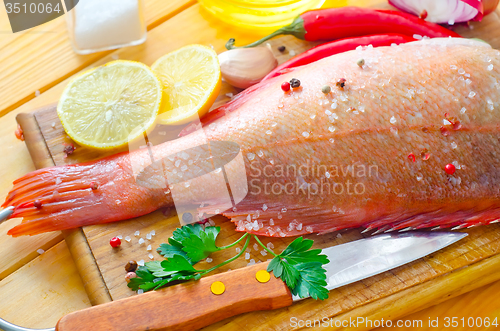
[152,45,221,125]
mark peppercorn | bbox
[125,272,137,283]
[445,164,456,175]
[63,143,75,156]
[281,81,290,92]
[110,237,121,248]
[90,182,99,190]
[278,45,286,52]
[357,59,365,67]
[33,200,42,209]
[125,260,138,272]
[336,78,346,88]
[290,78,301,88]
[321,85,331,94]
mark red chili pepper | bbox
[262,34,415,81]
[226,7,460,49]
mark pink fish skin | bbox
[4,39,500,237]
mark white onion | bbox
[389,0,482,23]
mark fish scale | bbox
[4,39,500,237]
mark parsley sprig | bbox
[128,223,329,300]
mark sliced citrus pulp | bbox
[151,44,221,125]
[57,60,162,150]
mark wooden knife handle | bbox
[55,262,292,331]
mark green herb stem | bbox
[218,232,249,250]
[199,234,251,276]
[252,235,278,257]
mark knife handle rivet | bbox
[256,270,270,283]
[210,281,225,295]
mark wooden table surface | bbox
[0,0,499,330]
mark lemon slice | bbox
[57,60,162,150]
[151,45,221,125]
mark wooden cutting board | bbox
[15,10,500,330]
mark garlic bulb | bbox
[219,46,278,89]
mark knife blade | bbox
[48,231,466,331]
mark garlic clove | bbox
[219,46,278,89]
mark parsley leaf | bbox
[160,254,198,273]
[266,237,329,300]
[127,266,157,291]
[156,224,221,264]
[181,225,221,262]
[157,238,191,263]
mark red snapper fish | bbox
[3,38,500,237]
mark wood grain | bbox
[2,0,498,327]
[56,262,292,331]
[0,0,200,282]
[0,240,91,329]
[0,0,197,118]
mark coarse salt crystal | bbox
[336,233,342,238]
[147,244,152,251]
[137,289,144,294]
[460,107,466,114]
[138,259,145,266]
[148,253,154,260]
[247,259,256,266]
[37,249,45,254]
[269,218,274,226]
[150,230,155,236]
[468,91,476,98]
[117,235,122,239]
[134,231,140,236]
[488,64,494,71]
[325,171,331,178]
[302,131,310,138]
[51,122,56,128]
[138,238,145,245]
[261,250,267,256]
[390,116,396,124]
[55,178,62,185]
[289,50,296,56]
[451,142,457,149]
[146,233,152,240]
[235,247,241,253]
[245,252,250,260]
[262,204,268,211]
[450,65,457,70]
[225,93,233,98]
[35,90,40,97]
[247,153,255,161]
[267,242,274,249]
[458,68,465,75]
[124,236,131,242]
[206,257,213,263]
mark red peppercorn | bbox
[33,200,42,209]
[281,81,290,92]
[445,164,456,175]
[408,153,416,162]
[110,237,121,248]
[90,182,99,190]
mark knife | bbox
[0,231,466,331]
